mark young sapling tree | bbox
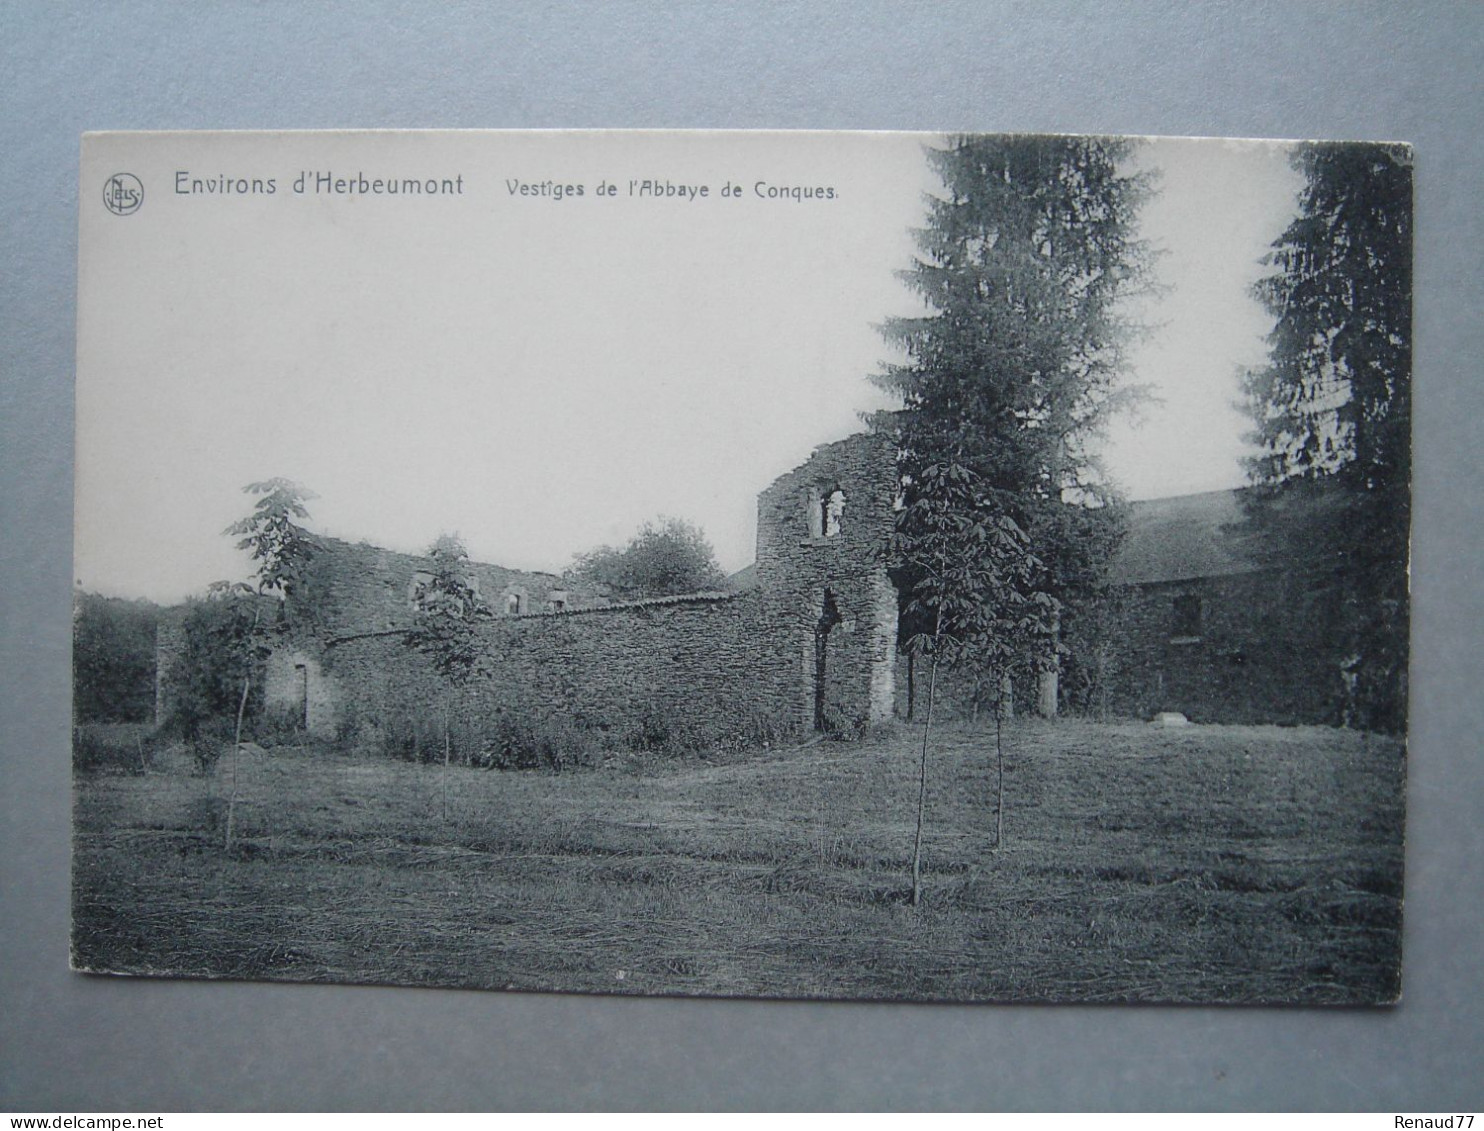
[218,478,320,851]
[405,534,492,819]
[892,462,1054,905]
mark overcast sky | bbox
[76,131,1301,604]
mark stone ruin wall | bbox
[160,433,1350,738]
[322,590,799,748]
[158,432,905,747]
[299,536,592,640]
[753,432,900,729]
[316,433,904,746]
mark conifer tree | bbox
[874,134,1151,708]
[1242,142,1412,733]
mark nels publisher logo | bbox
[103,172,143,216]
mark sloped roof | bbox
[725,562,758,592]
[1109,489,1262,586]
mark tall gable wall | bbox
[754,432,900,728]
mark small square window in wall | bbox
[1171,594,1202,642]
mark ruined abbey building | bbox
[155,431,1359,748]
[157,433,904,749]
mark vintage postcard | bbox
[73,130,1408,1003]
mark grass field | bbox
[71,718,1404,1003]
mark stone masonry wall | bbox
[754,432,900,729]
[158,432,905,746]
[299,536,597,640]
[322,590,799,747]
[1090,570,1344,725]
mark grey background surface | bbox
[3,0,1480,1112]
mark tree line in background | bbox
[72,592,159,724]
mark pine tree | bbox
[1242,142,1412,733]
[874,134,1151,707]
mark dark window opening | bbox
[505,593,522,615]
[1172,594,1202,640]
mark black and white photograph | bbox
[71,129,1409,1005]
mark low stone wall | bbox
[321,590,802,748]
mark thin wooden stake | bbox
[911,626,941,908]
[442,704,451,821]
[226,674,250,853]
[995,707,1004,850]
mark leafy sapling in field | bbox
[216,478,321,851]
[225,479,323,615]
[405,533,493,818]
[893,462,1056,906]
